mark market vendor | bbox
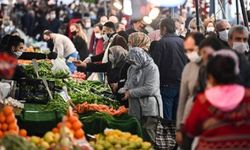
[43,30,79,73]
[0,34,57,60]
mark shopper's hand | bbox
[72,60,87,68]
[176,131,183,145]
[122,91,130,101]
[110,83,118,93]
[83,57,91,63]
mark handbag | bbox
[139,96,176,150]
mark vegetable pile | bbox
[23,60,69,79]
[23,94,69,114]
[75,102,128,116]
[64,80,119,108]
[1,97,24,109]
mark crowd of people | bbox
[0,1,250,149]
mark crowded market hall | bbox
[0,0,250,149]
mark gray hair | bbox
[188,18,205,33]
[160,17,176,34]
[228,25,249,40]
[215,19,230,31]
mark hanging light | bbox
[147,0,186,7]
[122,0,132,15]
[113,0,122,10]
[149,7,160,20]
[143,16,152,24]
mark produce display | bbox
[45,93,70,114]
[0,106,27,138]
[64,79,119,108]
[52,109,85,140]
[0,134,39,150]
[75,102,128,116]
[22,94,69,114]
[71,72,86,80]
[1,97,24,109]
[90,129,152,150]
[23,60,69,79]
[1,56,150,150]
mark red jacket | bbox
[184,89,250,150]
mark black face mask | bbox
[106,33,112,38]
[71,31,77,36]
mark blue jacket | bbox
[151,33,188,86]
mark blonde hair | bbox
[71,23,88,44]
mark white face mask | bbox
[232,42,249,54]
[186,51,200,62]
[206,27,215,32]
[102,34,109,42]
[85,22,91,28]
[218,30,229,42]
[95,33,102,39]
[14,52,23,58]
[50,14,56,20]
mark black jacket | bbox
[72,35,88,61]
[86,33,128,83]
[150,33,188,86]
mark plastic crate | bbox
[15,79,55,104]
[16,111,63,136]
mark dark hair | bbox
[118,31,129,42]
[103,21,116,32]
[207,55,237,84]
[95,23,103,30]
[185,32,205,46]
[0,35,24,54]
[160,17,176,34]
[131,18,143,24]
[199,37,225,51]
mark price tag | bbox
[59,91,69,102]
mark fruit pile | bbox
[75,102,128,116]
[71,72,86,80]
[90,129,152,150]
[29,131,60,149]
[52,109,85,140]
[0,106,27,138]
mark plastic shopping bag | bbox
[51,58,70,78]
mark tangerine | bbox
[57,122,63,129]
[72,121,82,131]
[3,106,13,116]
[6,114,15,124]
[68,116,78,124]
[8,122,18,131]
[0,130,3,138]
[0,113,6,123]
[19,129,27,137]
[2,123,8,131]
[74,129,84,139]
[52,128,59,133]
[65,121,72,129]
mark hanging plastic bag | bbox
[51,58,70,78]
[0,83,11,100]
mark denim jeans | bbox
[66,52,79,73]
[160,85,180,121]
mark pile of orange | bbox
[0,106,27,138]
[52,110,84,140]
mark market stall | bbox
[0,56,151,150]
